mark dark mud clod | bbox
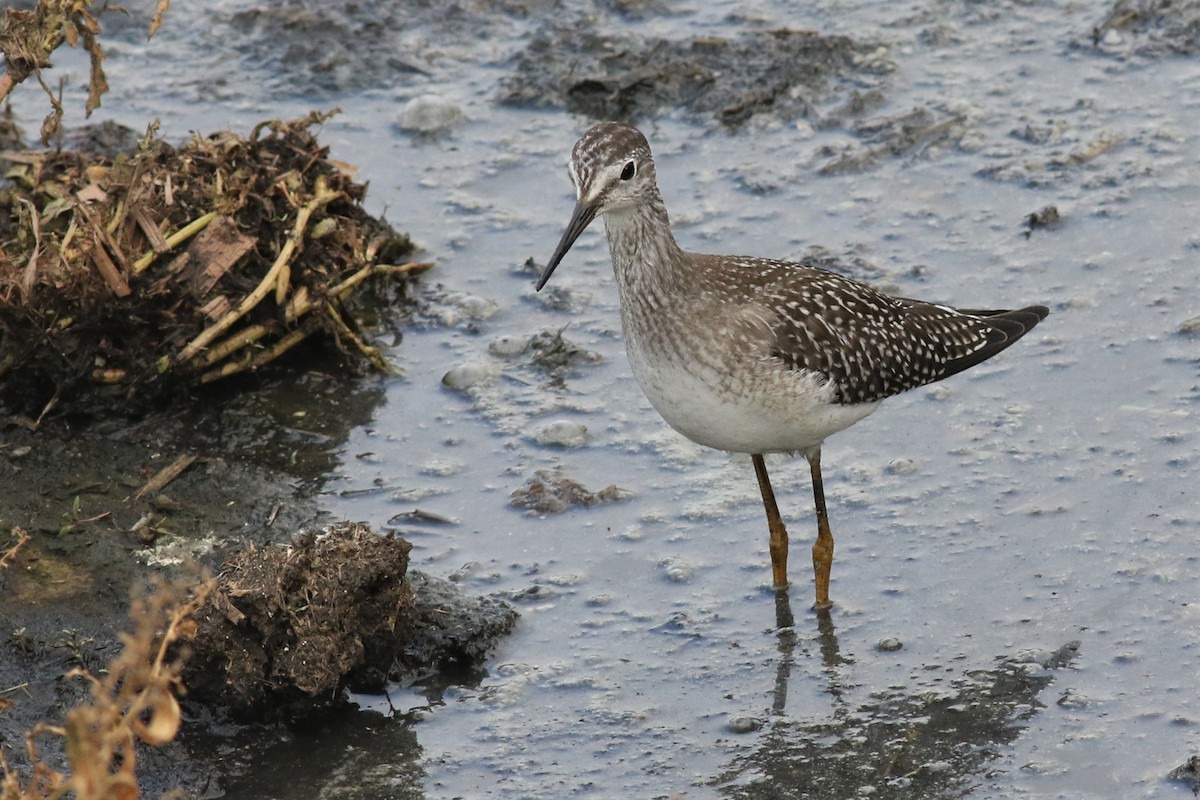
[502,28,892,125]
[1022,205,1064,238]
[1090,0,1200,55]
[510,468,630,514]
[1169,756,1200,796]
[184,522,517,718]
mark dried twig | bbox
[326,303,395,375]
[135,454,197,500]
[0,526,30,571]
[196,261,431,369]
[198,324,316,384]
[3,574,211,800]
[132,210,217,274]
[176,178,343,367]
[326,260,433,300]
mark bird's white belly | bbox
[624,336,880,455]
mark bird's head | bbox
[537,122,656,291]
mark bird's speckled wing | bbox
[751,264,1046,405]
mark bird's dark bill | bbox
[537,200,597,291]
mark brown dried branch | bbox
[147,1,170,40]
[134,454,197,500]
[2,574,213,800]
[0,0,170,142]
[0,527,30,571]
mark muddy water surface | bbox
[21,0,1200,797]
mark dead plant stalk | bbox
[175,177,343,367]
[196,260,432,369]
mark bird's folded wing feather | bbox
[762,271,1025,405]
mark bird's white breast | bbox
[620,307,881,456]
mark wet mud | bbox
[0,368,515,795]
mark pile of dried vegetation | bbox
[0,111,429,418]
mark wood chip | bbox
[212,589,246,625]
[200,295,232,320]
[136,454,198,500]
[92,244,131,297]
[162,215,256,298]
[135,206,170,253]
[76,183,108,203]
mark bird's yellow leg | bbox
[808,448,834,610]
[752,454,790,589]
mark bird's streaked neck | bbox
[602,191,684,295]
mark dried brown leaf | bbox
[133,691,180,746]
[80,7,101,35]
[83,29,108,116]
[148,0,171,39]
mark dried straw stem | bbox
[176,178,342,367]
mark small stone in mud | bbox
[390,486,445,502]
[528,328,602,374]
[1055,689,1091,708]
[442,361,499,391]
[658,556,695,583]
[1178,315,1200,334]
[130,514,162,545]
[926,385,953,401]
[152,493,183,512]
[876,637,903,652]
[388,508,459,526]
[489,334,533,356]
[918,25,963,48]
[452,293,500,321]
[396,94,466,133]
[421,458,464,477]
[532,283,590,312]
[510,469,629,513]
[509,584,558,603]
[727,716,764,734]
[1089,1,1200,56]
[535,420,589,448]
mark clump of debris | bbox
[184,522,518,717]
[510,468,630,514]
[1089,0,1200,56]
[0,111,430,418]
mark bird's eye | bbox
[620,161,636,181]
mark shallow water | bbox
[20,0,1200,796]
